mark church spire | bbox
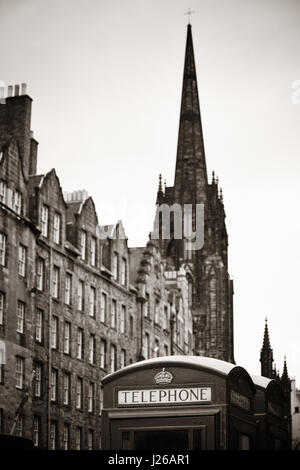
[173,24,208,205]
[262,317,271,349]
[260,317,274,379]
[281,355,289,382]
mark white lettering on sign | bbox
[118,387,211,406]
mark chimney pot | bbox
[14,84,20,96]
[7,86,13,97]
[21,83,27,95]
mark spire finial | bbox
[184,8,195,25]
[212,171,215,183]
[220,187,223,202]
[164,179,167,192]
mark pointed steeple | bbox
[174,24,208,205]
[281,356,289,382]
[156,173,164,204]
[260,317,274,379]
[262,317,271,349]
[280,355,291,420]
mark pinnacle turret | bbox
[260,317,274,379]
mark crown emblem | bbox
[154,368,173,384]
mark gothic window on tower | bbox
[184,208,193,260]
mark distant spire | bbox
[281,356,289,381]
[156,173,164,204]
[260,317,274,379]
[262,317,271,349]
[158,173,163,192]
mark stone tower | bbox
[154,25,234,363]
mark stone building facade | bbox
[0,87,193,449]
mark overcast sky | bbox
[1,0,300,381]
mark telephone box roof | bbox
[102,355,243,384]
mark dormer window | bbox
[0,181,7,204]
[80,230,87,261]
[53,213,61,244]
[14,191,22,215]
